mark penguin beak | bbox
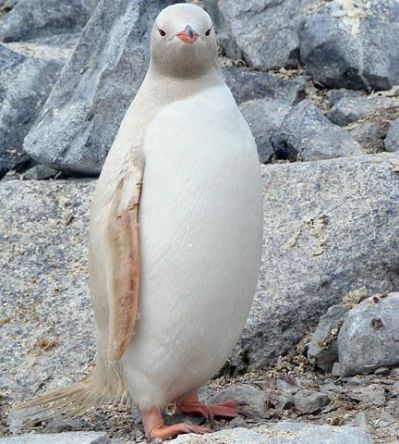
[176,25,199,44]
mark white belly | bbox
[122,85,263,411]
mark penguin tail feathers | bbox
[12,359,133,428]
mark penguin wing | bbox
[106,156,144,361]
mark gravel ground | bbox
[1,338,398,442]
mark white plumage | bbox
[122,84,263,411]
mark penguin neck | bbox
[136,63,225,110]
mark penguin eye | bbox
[159,29,166,37]
[205,28,211,36]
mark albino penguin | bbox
[19,3,263,440]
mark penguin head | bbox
[150,3,218,78]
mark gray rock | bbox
[331,362,340,377]
[24,0,181,175]
[293,390,330,414]
[327,89,364,107]
[265,379,297,412]
[0,0,99,42]
[22,164,59,180]
[349,384,386,407]
[223,66,306,106]
[0,180,95,402]
[307,305,349,372]
[327,89,399,152]
[338,293,399,376]
[347,121,386,152]
[270,395,294,413]
[8,407,43,434]
[328,95,399,127]
[208,384,267,418]
[204,0,312,71]
[6,33,80,63]
[276,379,298,397]
[234,153,399,370]
[385,118,399,152]
[299,0,399,90]
[0,44,62,177]
[44,418,87,433]
[0,432,110,443]
[240,99,291,163]
[170,423,373,443]
[270,100,363,161]
[354,411,370,432]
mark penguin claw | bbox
[176,400,240,420]
[148,422,206,440]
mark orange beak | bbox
[176,25,199,44]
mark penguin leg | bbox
[175,390,240,420]
[142,407,206,440]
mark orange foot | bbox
[176,390,240,421]
[142,407,206,440]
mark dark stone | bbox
[293,390,330,414]
[0,0,99,42]
[24,0,182,175]
[327,89,364,107]
[22,164,59,180]
[271,100,363,162]
[299,0,399,91]
[0,44,62,178]
[204,0,312,71]
[328,95,399,127]
[240,99,291,163]
[347,122,386,152]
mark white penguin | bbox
[18,3,263,440]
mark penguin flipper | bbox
[106,158,144,361]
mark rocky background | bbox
[1,0,399,443]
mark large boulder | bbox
[299,0,399,91]
[23,0,182,175]
[0,44,62,177]
[270,100,363,161]
[338,293,399,376]
[236,153,399,371]
[0,0,99,42]
[203,0,313,71]
[0,179,95,401]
